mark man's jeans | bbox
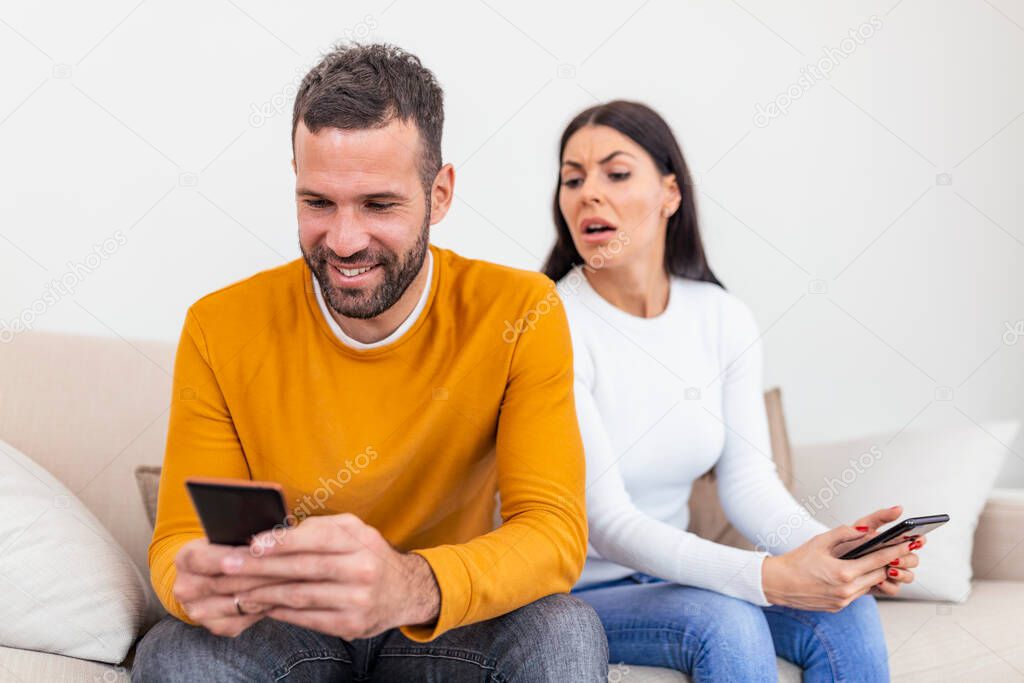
[132,593,608,682]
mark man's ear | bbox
[291,158,296,174]
[428,163,455,225]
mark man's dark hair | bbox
[291,43,444,188]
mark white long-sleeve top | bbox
[558,267,829,605]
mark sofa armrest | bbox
[971,488,1024,581]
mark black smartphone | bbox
[839,514,949,560]
[185,476,289,546]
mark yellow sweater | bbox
[149,245,587,641]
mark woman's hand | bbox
[761,514,923,611]
[833,505,921,597]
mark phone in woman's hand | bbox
[839,514,949,560]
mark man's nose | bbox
[324,210,372,258]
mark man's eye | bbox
[562,178,583,189]
[304,199,331,209]
[609,172,631,181]
[367,202,397,211]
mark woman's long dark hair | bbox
[542,100,723,289]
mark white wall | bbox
[3,0,1023,484]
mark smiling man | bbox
[132,44,607,681]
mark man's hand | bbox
[172,537,287,637]
[226,513,440,640]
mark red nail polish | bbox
[888,568,899,577]
[889,559,899,566]
[909,541,922,551]
[855,526,869,532]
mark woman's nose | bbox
[580,176,603,205]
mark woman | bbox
[545,100,923,682]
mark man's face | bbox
[295,118,430,319]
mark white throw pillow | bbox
[791,420,1019,602]
[0,437,147,663]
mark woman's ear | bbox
[662,173,682,216]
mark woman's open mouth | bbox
[579,217,619,244]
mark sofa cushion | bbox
[878,580,1024,680]
[135,465,161,528]
[0,645,129,682]
[0,331,173,577]
[971,488,1024,582]
[791,420,1019,602]
[0,437,148,663]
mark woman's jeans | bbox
[574,573,889,682]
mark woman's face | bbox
[558,124,679,272]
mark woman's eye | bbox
[562,178,583,189]
[367,202,397,211]
[609,171,631,181]
[304,199,331,209]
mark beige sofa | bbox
[2,330,1024,682]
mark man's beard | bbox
[303,215,430,320]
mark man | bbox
[133,43,607,681]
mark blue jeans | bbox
[573,573,889,682]
[132,593,607,682]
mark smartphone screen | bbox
[186,477,288,546]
